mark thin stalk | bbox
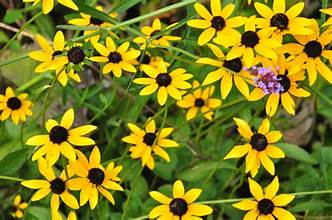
[0,175,25,182]
[321,0,329,23]
[0,54,29,67]
[0,11,42,54]
[42,76,57,125]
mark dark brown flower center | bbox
[143,132,156,146]
[88,168,105,185]
[258,198,275,215]
[50,178,66,194]
[223,58,243,73]
[270,13,289,30]
[156,73,172,87]
[7,97,21,110]
[241,31,259,48]
[67,47,85,64]
[138,54,151,64]
[150,30,162,39]
[277,75,291,93]
[194,98,205,107]
[169,198,188,216]
[90,17,104,25]
[250,133,268,151]
[211,16,226,31]
[108,52,122,63]
[304,40,322,58]
[49,126,68,144]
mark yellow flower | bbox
[21,158,79,214]
[282,20,332,85]
[320,8,332,28]
[10,195,28,218]
[187,0,246,46]
[0,87,32,125]
[248,56,310,116]
[254,0,313,38]
[52,210,77,220]
[68,6,118,43]
[68,147,123,209]
[22,0,78,14]
[122,118,178,170]
[177,80,221,120]
[133,18,181,49]
[224,117,284,177]
[133,62,193,105]
[130,52,170,72]
[149,180,213,219]
[197,44,255,99]
[26,108,96,165]
[29,31,68,73]
[215,15,281,68]
[90,37,140,77]
[233,177,296,220]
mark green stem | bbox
[0,54,29,68]
[121,166,144,220]
[0,175,25,182]
[0,11,42,54]
[321,0,329,23]
[42,76,57,125]
[304,84,332,106]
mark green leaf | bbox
[27,206,52,220]
[277,143,317,165]
[0,30,9,43]
[112,0,143,13]
[178,161,236,182]
[0,148,29,175]
[75,2,114,23]
[4,9,23,24]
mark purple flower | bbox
[247,66,284,95]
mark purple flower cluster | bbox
[246,66,284,95]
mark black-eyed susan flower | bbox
[26,108,96,165]
[149,180,213,219]
[22,0,78,14]
[247,56,310,116]
[122,118,178,170]
[215,15,281,68]
[321,8,332,28]
[283,20,332,85]
[197,44,254,99]
[177,80,221,120]
[10,195,28,218]
[68,6,117,43]
[133,18,181,49]
[187,0,246,46]
[0,87,32,125]
[29,31,68,73]
[224,117,284,177]
[233,177,296,220]
[52,210,77,220]
[90,37,140,77]
[68,147,123,209]
[21,158,79,214]
[131,52,170,72]
[254,0,313,38]
[133,62,192,105]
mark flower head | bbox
[22,0,78,14]
[197,44,254,99]
[21,158,79,214]
[133,62,193,105]
[68,6,118,42]
[149,180,213,219]
[254,0,313,38]
[177,80,221,120]
[134,18,181,49]
[90,37,141,77]
[26,108,96,165]
[233,177,296,220]
[224,117,285,177]
[0,87,32,124]
[68,147,123,209]
[10,195,28,218]
[122,118,178,170]
[187,0,246,45]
